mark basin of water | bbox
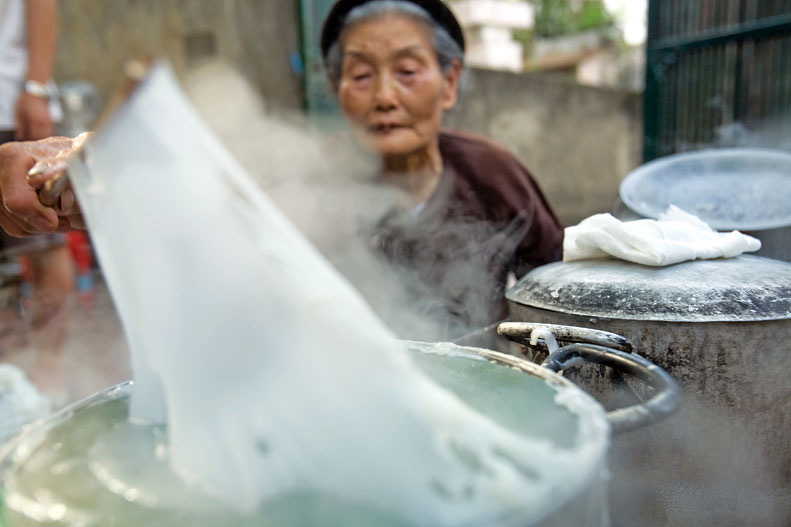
[0,342,609,527]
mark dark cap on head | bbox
[320,0,465,61]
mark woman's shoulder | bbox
[438,130,541,205]
[439,130,520,167]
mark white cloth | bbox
[0,0,26,130]
[563,205,762,266]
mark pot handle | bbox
[497,322,634,353]
[542,343,682,433]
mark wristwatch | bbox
[23,80,53,99]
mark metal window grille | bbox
[644,0,791,161]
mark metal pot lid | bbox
[619,148,791,231]
[507,255,791,322]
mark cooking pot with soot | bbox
[0,340,679,527]
[501,254,791,525]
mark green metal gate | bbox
[300,0,342,120]
[644,0,791,161]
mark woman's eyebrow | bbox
[392,45,426,58]
[343,45,427,61]
[344,50,371,60]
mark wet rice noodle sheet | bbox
[66,61,607,526]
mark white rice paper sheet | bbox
[66,62,609,526]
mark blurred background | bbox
[54,0,647,226]
[49,0,791,227]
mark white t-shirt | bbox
[0,0,27,130]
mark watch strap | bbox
[23,80,53,99]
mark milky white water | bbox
[58,61,610,526]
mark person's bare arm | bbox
[15,0,59,141]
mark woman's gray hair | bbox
[324,0,465,88]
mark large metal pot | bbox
[503,254,791,525]
[0,341,678,527]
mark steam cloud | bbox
[185,61,511,342]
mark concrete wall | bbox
[54,0,305,115]
[53,2,642,226]
[446,69,643,225]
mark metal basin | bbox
[0,341,620,527]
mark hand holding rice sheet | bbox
[563,205,761,266]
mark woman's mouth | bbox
[370,123,405,133]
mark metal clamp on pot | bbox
[497,322,681,433]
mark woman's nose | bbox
[374,74,397,111]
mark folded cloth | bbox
[563,205,762,266]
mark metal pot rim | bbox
[620,147,791,231]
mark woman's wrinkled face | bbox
[337,14,460,160]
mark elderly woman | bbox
[0,0,562,339]
[320,0,563,336]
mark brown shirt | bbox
[369,130,563,338]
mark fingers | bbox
[0,135,89,237]
[71,132,93,149]
[1,182,59,232]
[59,188,75,213]
[68,216,86,230]
[0,141,60,235]
[27,161,81,217]
[0,197,52,236]
[27,166,82,223]
[26,159,68,188]
[33,136,78,154]
[0,208,34,237]
[57,213,86,231]
[56,217,70,232]
[58,189,85,230]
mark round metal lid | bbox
[619,148,791,231]
[506,255,791,322]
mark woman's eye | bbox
[347,68,372,82]
[398,69,416,77]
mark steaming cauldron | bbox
[0,341,677,527]
[501,254,791,524]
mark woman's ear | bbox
[441,60,462,111]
